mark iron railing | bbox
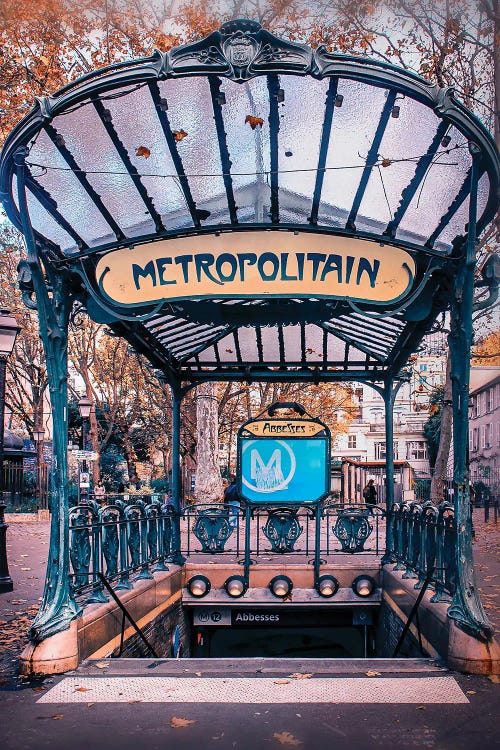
[69,496,459,607]
[68,497,384,599]
[385,500,456,601]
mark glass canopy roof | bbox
[1,19,498,384]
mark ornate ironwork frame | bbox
[0,19,497,644]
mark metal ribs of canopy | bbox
[0,19,498,384]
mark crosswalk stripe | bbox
[37,676,468,704]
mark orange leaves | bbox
[170,717,196,728]
[273,732,302,746]
[172,129,188,142]
[245,115,264,130]
[135,145,151,159]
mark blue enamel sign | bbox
[238,417,330,504]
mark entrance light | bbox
[269,575,293,598]
[187,575,211,598]
[352,575,376,598]
[224,575,247,598]
[316,575,339,598]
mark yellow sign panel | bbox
[244,420,324,437]
[95,232,415,306]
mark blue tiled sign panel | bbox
[240,437,329,503]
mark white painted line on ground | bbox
[37,676,468,704]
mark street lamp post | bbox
[0,310,21,593]
[33,426,46,510]
[77,396,93,505]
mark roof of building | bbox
[470,367,500,395]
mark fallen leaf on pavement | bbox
[274,679,291,685]
[273,731,302,746]
[94,662,109,669]
[171,717,196,728]
[289,673,313,680]
[416,706,426,710]
[51,715,64,720]
[74,687,91,692]
[87,703,94,708]
[366,671,381,677]
[466,690,476,695]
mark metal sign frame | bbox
[237,402,331,506]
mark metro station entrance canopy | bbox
[1,18,498,385]
[0,20,498,646]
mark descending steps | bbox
[74,656,446,676]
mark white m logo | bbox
[242,440,296,494]
[250,448,284,490]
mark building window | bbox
[348,435,357,449]
[472,427,479,452]
[485,423,492,448]
[486,389,492,413]
[406,441,428,460]
[375,442,398,460]
[472,395,478,418]
[480,425,486,449]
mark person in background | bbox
[362,478,377,512]
[94,480,106,504]
[224,474,241,528]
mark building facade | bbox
[333,351,447,472]
[469,367,500,501]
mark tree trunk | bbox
[122,431,138,486]
[430,355,453,503]
[193,381,223,502]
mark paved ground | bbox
[0,515,498,750]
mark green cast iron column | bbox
[381,379,401,564]
[170,383,186,566]
[15,148,81,640]
[447,143,493,641]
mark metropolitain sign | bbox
[95,232,415,306]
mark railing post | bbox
[402,503,418,580]
[137,499,154,580]
[115,499,133,590]
[153,500,169,572]
[85,501,109,604]
[431,502,452,603]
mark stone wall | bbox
[377,600,427,658]
[120,598,191,658]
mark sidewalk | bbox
[0,521,50,681]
